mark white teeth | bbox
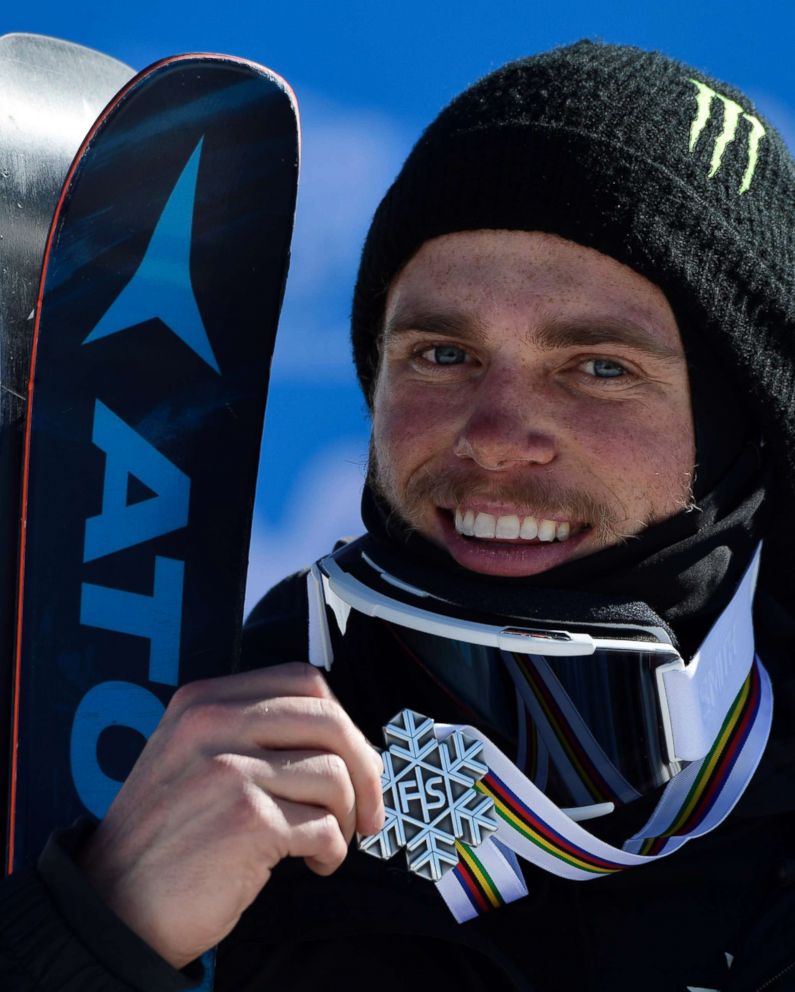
[495,514,520,539]
[538,519,557,542]
[456,508,477,536]
[473,512,496,538]
[453,507,576,543]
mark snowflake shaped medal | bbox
[358,709,499,881]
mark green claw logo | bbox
[687,78,766,194]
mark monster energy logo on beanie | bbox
[687,78,766,193]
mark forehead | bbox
[383,230,684,355]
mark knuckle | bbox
[309,695,342,725]
[168,680,202,713]
[227,781,268,830]
[324,834,348,869]
[294,662,331,697]
[316,812,343,850]
[321,751,349,784]
[205,752,246,788]
[176,700,226,739]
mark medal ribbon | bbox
[436,654,771,922]
[309,544,770,924]
[435,546,771,922]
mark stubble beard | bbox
[365,438,667,550]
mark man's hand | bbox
[77,663,384,969]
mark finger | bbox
[167,663,334,717]
[153,679,384,835]
[156,664,342,764]
[276,797,350,876]
[219,750,358,843]
[236,697,385,835]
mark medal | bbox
[358,709,498,880]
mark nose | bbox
[453,378,558,471]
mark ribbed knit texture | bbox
[351,40,795,601]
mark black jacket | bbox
[0,571,793,991]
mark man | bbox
[0,39,793,992]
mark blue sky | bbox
[8,2,793,608]
[14,2,795,126]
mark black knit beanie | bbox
[351,40,795,602]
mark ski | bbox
[0,33,133,862]
[7,53,299,872]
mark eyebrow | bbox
[382,304,682,361]
[382,304,488,344]
[533,318,683,360]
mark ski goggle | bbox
[310,540,760,813]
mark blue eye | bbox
[428,345,467,365]
[585,358,625,378]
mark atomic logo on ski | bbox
[69,141,220,819]
[80,399,190,680]
[83,139,221,373]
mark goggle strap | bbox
[505,650,642,806]
[307,564,334,670]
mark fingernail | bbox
[370,745,384,776]
[367,805,385,835]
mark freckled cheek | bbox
[567,403,694,479]
[374,385,463,475]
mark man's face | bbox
[370,230,696,578]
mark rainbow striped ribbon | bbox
[435,656,772,923]
[448,837,526,916]
[626,656,765,856]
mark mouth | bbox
[453,508,583,543]
[434,504,593,577]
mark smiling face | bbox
[370,230,696,578]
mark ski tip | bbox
[129,53,301,158]
[137,52,299,115]
[0,32,133,77]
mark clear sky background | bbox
[8,1,794,610]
